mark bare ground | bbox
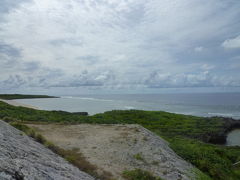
[0,120,94,180]
[27,123,195,180]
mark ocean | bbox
[15,92,240,119]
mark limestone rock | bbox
[0,120,94,180]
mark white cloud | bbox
[222,35,240,49]
[0,0,240,91]
[144,70,240,88]
[194,46,204,52]
[201,64,215,70]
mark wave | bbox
[207,112,234,117]
[61,96,73,98]
[124,106,136,110]
[61,96,114,102]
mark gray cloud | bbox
[50,38,83,47]
[0,42,21,70]
[0,68,65,90]
[0,0,240,92]
[0,0,31,22]
[49,70,116,87]
[144,71,240,88]
[0,0,27,14]
[0,42,21,57]
[222,35,240,49]
[0,74,26,90]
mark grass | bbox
[123,169,162,180]
[133,153,145,162]
[168,137,240,180]
[0,94,57,100]
[1,100,240,179]
[192,168,212,180]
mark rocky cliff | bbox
[0,120,94,180]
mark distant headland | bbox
[0,94,58,100]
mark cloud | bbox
[201,64,215,71]
[0,42,21,57]
[0,0,31,23]
[49,70,116,87]
[222,35,240,49]
[0,0,240,92]
[144,70,240,88]
[0,42,22,72]
[1,74,26,89]
[194,46,204,52]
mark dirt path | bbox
[28,123,195,180]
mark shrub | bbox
[3,116,18,122]
[133,153,145,162]
[2,101,240,179]
[123,169,162,180]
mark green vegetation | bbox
[123,169,162,180]
[0,94,58,100]
[169,137,240,180]
[133,153,145,162]
[1,100,240,179]
[192,168,212,180]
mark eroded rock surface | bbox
[28,124,196,180]
[0,120,94,180]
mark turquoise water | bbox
[15,93,240,119]
[226,129,240,146]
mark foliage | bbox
[133,153,145,162]
[1,101,240,179]
[169,137,240,180]
[123,169,162,180]
[0,94,57,100]
[192,168,212,180]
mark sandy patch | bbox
[0,99,38,109]
[27,123,194,180]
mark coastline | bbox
[1,96,240,179]
[0,99,39,110]
[9,93,240,119]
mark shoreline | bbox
[1,98,239,145]
[1,97,240,179]
[0,99,39,110]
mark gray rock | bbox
[29,124,197,180]
[0,120,95,180]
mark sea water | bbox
[15,92,240,146]
[15,93,240,119]
[226,129,240,146]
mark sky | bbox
[0,0,240,94]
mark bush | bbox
[123,169,162,180]
[2,101,240,179]
[169,137,240,179]
[133,153,145,162]
[3,116,18,122]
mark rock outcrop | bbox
[206,117,240,144]
[28,124,196,180]
[0,120,94,180]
